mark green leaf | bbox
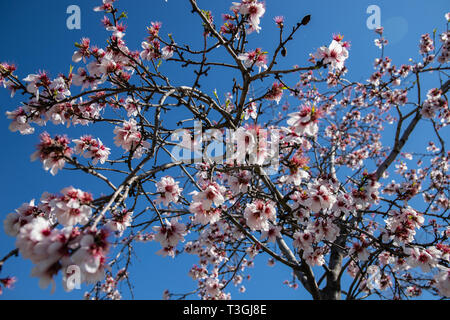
[119,11,128,20]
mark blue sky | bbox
[0,0,448,300]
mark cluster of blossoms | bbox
[140,21,174,61]
[350,175,381,209]
[232,124,274,166]
[420,88,447,119]
[287,103,322,137]
[48,99,103,127]
[182,220,254,299]
[307,183,337,213]
[188,183,226,225]
[23,73,71,102]
[406,246,441,273]
[231,0,265,33]
[124,97,141,117]
[374,27,388,49]
[113,119,150,158]
[31,132,73,175]
[84,270,126,300]
[220,12,238,35]
[383,206,424,245]
[73,135,111,165]
[289,181,337,217]
[72,41,134,90]
[155,176,183,206]
[243,199,276,231]
[6,96,104,135]
[437,27,450,63]
[0,277,16,295]
[5,106,34,135]
[50,187,94,227]
[4,187,94,233]
[93,0,116,13]
[315,35,350,71]
[105,210,133,237]
[264,82,284,104]
[226,170,251,195]
[419,33,434,55]
[238,48,268,72]
[30,131,113,175]
[244,101,258,120]
[153,218,187,257]
[292,227,335,267]
[3,187,112,291]
[279,155,310,186]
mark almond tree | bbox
[0,0,449,300]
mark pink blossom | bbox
[72,229,110,283]
[3,199,40,237]
[303,247,326,267]
[73,135,110,165]
[308,183,336,212]
[5,107,34,135]
[105,210,132,236]
[374,38,388,49]
[113,119,150,158]
[434,267,450,297]
[231,0,265,33]
[72,38,91,63]
[238,48,268,72]
[31,132,73,176]
[51,186,93,227]
[264,82,284,104]
[94,0,115,12]
[244,200,276,231]
[315,39,349,71]
[261,225,281,243]
[191,183,226,210]
[161,45,175,60]
[406,247,440,273]
[280,155,310,186]
[244,101,258,120]
[349,241,370,261]
[190,202,222,225]
[274,16,284,27]
[293,231,315,252]
[287,103,322,137]
[153,218,187,248]
[155,176,183,206]
[227,170,251,195]
[140,40,161,61]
